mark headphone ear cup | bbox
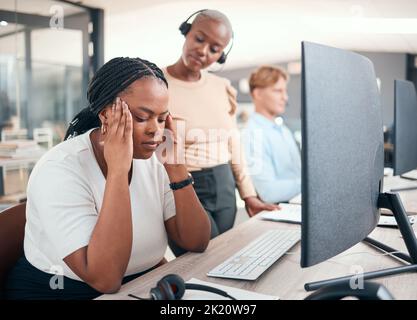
[179,22,191,36]
[160,274,186,300]
[217,52,226,64]
[154,278,176,300]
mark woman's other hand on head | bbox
[164,113,179,143]
[156,113,185,166]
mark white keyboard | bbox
[207,229,301,281]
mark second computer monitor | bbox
[300,42,384,267]
[393,79,417,177]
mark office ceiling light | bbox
[0,21,8,27]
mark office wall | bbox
[220,51,407,127]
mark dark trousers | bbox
[4,255,156,300]
[168,163,237,257]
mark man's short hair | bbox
[249,65,288,93]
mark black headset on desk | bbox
[128,274,236,300]
[179,9,234,65]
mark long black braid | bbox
[64,57,168,140]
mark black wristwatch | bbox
[169,173,194,191]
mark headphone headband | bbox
[183,8,208,24]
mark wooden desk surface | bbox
[97,177,417,300]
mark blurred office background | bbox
[0,0,416,206]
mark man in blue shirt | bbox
[243,65,301,203]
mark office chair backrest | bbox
[0,203,26,297]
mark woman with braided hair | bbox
[4,57,210,299]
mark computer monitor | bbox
[300,42,417,291]
[300,41,384,267]
[393,80,417,177]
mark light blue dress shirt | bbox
[243,112,301,203]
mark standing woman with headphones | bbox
[164,9,279,257]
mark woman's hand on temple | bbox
[103,97,133,175]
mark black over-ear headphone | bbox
[179,9,234,64]
[128,274,236,300]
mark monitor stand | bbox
[304,192,417,292]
